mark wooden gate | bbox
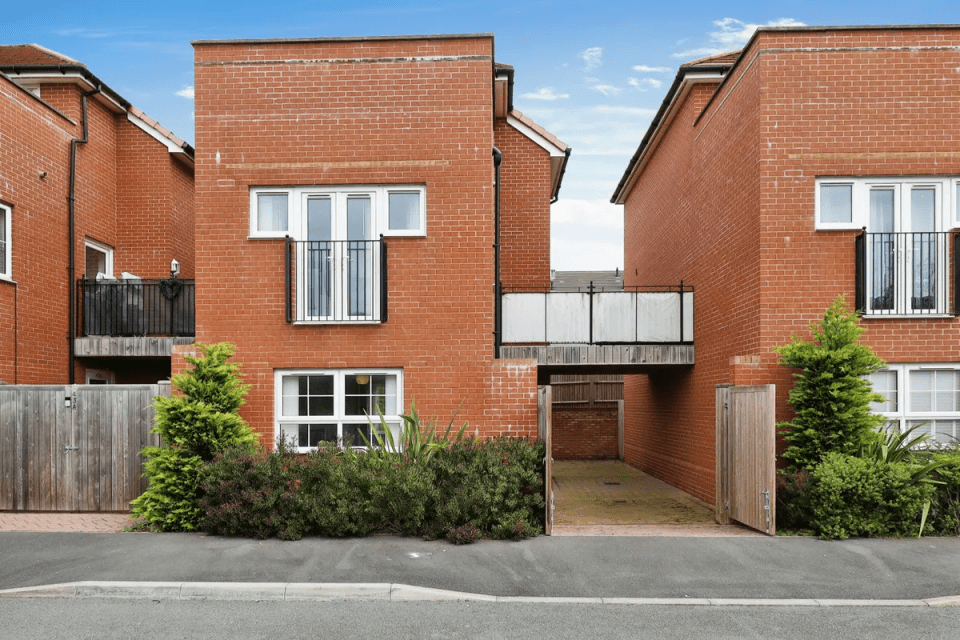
[715,384,776,535]
[538,385,553,535]
[0,383,168,512]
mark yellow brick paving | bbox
[0,513,132,532]
[551,460,762,536]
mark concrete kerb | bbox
[0,582,957,606]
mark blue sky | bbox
[6,1,958,270]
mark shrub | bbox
[775,297,887,470]
[775,469,813,532]
[810,452,936,540]
[424,438,545,541]
[926,448,960,536]
[130,448,205,532]
[133,343,256,531]
[201,446,309,540]
[199,435,545,542]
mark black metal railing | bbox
[855,231,955,316]
[76,278,195,337]
[499,283,693,347]
[285,237,387,323]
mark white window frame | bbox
[84,238,114,279]
[249,185,426,239]
[815,176,957,231]
[867,363,960,446]
[0,203,10,281]
[274,368,403,453]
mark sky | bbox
[5,1,959,271]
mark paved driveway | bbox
[551,460,761,536]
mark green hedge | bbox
[200,438,545,542]
[809,452,936,540]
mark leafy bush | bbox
[424,438,545,541]
[130,448,205,532]
[199,436,545,542]
[775,297,887,469]
[133,343,256,531]
[775,469,813,532]
[810,452,936,540]
[925,448,960,536]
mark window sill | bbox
[292,320,383,326]
[0,275,16,285]
[862,313,954,320]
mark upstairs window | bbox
[249,185,426,239]
[815,177,954,231]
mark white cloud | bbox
[593,105,657,116]
[711,17,805,47]
[672,46,725,59]
[551,200,625,270]
[632,65,671,73]
[520,87,569,101]
[175,86,195,99]
[673,17,806,60]
[591,84,622,97]
[552,199,623,230]
[581,47,603,70]
[628,78,663,91]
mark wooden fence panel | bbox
[0,384,166,512]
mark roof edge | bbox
[191,33,494,46]
[0,63,194,159]
[610,62,732,204]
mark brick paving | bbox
[551,460,763,536]
[0,513,134,533]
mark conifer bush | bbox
[132,343,256,531]
[775,297,887,469]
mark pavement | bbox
[1,514,959,606]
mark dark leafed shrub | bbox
[926,448,960,536]
[199,436,545,542]
[776,469,813,532]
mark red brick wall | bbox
[115,121,195,278]
[553,404,619,460]
[0,75,194,384]
[191,36,541,445]
[622,27,960,502]
[495,119,552,289]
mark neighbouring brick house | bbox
[187,34,569,448]
[0,44,195,386]
[612,24,960,503]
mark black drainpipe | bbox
[492,147,503,359]
[68,86,102,384]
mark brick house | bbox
[0,44,195,387]
[612,25,960,503]
[188,34,570,448]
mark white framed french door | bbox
[299,191,377,321]
[865,181,945,314]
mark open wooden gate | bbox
[538,385,553,535]
[715,384,776,535]
[0,383,168,512]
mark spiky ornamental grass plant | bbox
[132,343,256,531]
[775,297,887,470]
